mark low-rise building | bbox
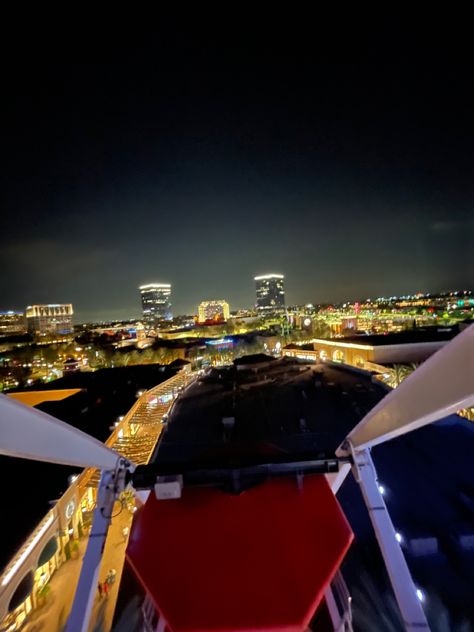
[0,311,26,337]
[25,305,73,337]
[283,326,460,369]
[198,300,230,323]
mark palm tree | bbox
[386,363,418,388]
[312,319,331,339]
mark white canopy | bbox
[337,324,474,455]
[0,393,122,469]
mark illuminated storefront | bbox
[0,486,86,629]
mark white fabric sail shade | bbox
[337,324,474,455]
[0,393,123,469]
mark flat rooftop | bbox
[155,360,385,469]
[154,359,474,626]
[7,388,82,407]
[328,326,460,347]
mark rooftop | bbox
[254,273,284,280]
[151,361,474,627]
[154,361,385,471]
[233,353,277,366]
[324,326,460,347]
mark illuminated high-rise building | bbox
[198,300,230,323]
[26,304,73,336]
[255,274,285,310]
[140,283,172,321]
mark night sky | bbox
[1,28,473,322]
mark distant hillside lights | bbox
[198,300,230,323]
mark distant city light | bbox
[254,273,284,280]
[139,283,171,289]
[205,338,233,346]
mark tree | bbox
[312,319,331,339]
[89,347,114,369]
[386,363,418,388]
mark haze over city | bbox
[1,29,473,322]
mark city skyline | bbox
[1,283,473,325]
[1,34,473,322]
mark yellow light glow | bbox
[312,338,374,351]
[1,514,55,586]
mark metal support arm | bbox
[351,446,430,631]
[65,464,128,632]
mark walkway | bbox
[20,370,194,632]
[89,501,133,632]
[23,501,133,632]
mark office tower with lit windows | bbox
[26,304,74,336]
[255,274,285,310]
[140,283,172,321]
[198,300,230,323]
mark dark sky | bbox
[1,27,473,322]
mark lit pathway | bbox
[88,501,133,632]
[23,502,133,632]
[21,370,194,632]
[23,540,86,632]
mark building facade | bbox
[25,305,73,337]
[198,300,230,323]
[255,274,285,310]
[283,332,455,369]
[0,312,26,337]
[0,471,93,629]
[139,284,172,322]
